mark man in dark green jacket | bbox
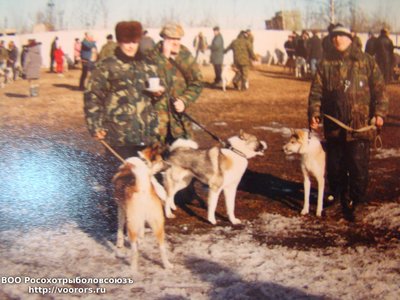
[224,31,256,90]
[308,24,389,221]
[146,22,203,143]
[209,26,224,86]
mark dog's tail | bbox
[112,164,137,203]
[169,138,199,151]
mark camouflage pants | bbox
[233,64,249,90]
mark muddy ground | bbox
[0,64,399,242]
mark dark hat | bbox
[330,24,352,40]
[106,34,113,40]
[213,26,220,31]
[115,21,143,43]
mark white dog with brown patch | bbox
[112,145,172,271]
[283,129,326,217]
[163,131,267,224]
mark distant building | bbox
[0,28,16,36]
[265,11,302,31]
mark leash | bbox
[169,97,227,147]
[99,140,125,163]
[323,114,383,150]
[323,114,377,133]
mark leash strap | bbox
[99,140,125,163]
[169,97,226,146]
[323,114,376,133]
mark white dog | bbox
[163,130,267,224]
[221,64,237,92]
[283,129,326,217]
[112,145,172,271]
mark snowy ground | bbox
[1,202,399,300]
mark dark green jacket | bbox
[84,51,160,147]
[225,34,256,66]
[146,42,203,142]
[308,43,389,140]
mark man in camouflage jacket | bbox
[308,25,389,221]
[146,23,203,143]
[84,21,161,159]
[224,31,256,90]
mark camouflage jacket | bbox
[98,41,117,60]
[225,35,256,66]
[308,43,389,140]
[84,50,160,147]
[146,42,203,142]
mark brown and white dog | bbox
[163,130,267,224]
[112,145,172,271]
[283,129,326,217]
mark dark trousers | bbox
[79,62,91,89]
[50,55,55,72]
[326,138,370,204]
[213,64,222,83]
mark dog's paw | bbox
[208,217,217,225]
[166,212,176,219]
[300,209,309,215]
[170,202,177,210]
[163,261,174,269]
[316,210,322,217]
[230,217,242,225]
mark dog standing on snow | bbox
[163,130,267,225]
[112,145,172,271]
[283,129,326,217]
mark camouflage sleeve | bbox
[83,63,110,136]
[247,41,257,60]
[369,58,389,119]
[179,55,203,105]
[308,64,323,121]
[224,42,233,54]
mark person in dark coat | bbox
[375,28,394,84]
[308,30,323,77]
[209,26,224,85]
[49,37,58,72]
[365,31,377,57]
[322,23,335,58]
[79,32,97,90]
[23,39,43,96]
[7,41,19,81]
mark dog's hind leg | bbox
[207,189,222,224]
[116,206,126,248]
[150,219,173,269]
[316,177,325,217]
[301,170,311,215]
[223,182,241,224]
[127,228,139,271]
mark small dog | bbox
[221,64,237,91]
[163,130,267,224]
[112,145,172,271]
[283,129,325,217]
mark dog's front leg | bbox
[316,177,325,217]
[207,189,222,224]
[223,183,241,224]
[301,172,311,215]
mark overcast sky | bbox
[0,0,399,31]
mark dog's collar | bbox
[226,142,248,158]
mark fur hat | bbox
[160,23,184,39]
[330,25,352,40]
[115,21,143,43]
